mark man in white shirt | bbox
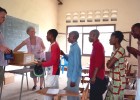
[0,7,11,87]
[127,23,140,100]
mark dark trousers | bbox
[90,77,107,100]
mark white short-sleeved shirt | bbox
[24,36,45,60]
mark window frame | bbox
[66,24,116,57]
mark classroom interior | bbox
[0,0,140,100]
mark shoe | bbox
[40,87,43,90]
[32,85,37,90]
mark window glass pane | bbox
[78,34,82,54]
[99,33,113,56]
[97,26,114,32]
[83,34,92,54]
[67,27,82,33]
[83,26,96,33]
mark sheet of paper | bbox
[46,89,59,94]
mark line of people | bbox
[1,6,140,100]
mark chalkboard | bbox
[0,15,39,51]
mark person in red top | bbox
[38,29,60,100]
[89,29,106,100]
[41,29,60,75]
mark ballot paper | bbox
[46,89,59,94]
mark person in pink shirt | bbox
[14,26,45,90]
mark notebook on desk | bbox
[46,89,59,94]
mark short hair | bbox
[132,23,140,29]
[26,26,35,33]
[69,31,79,40]
[111,31,124,43]
[0,7,7,14]
[90,29,100,38]
[48,29,58,39]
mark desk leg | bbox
[25,72,29,90]
[0,66,5,100]
[0,76,3,100]
[24,66,29,90]
[19,74,24,100]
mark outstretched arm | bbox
[127,46,140,58]
[14,41,26,52]
[60,50,68,61]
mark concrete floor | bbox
[1,67,67,100]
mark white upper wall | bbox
[58,0,140,32]
[0,0,58,50]
[57,0,140,65]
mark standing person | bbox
[38,29,60,100]
[61,31,82,100]
[127,23,140,100]
[89,29,105,100]
[0,7,11,87]
[14,26,45,90]
[105,31,126,100]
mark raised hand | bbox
[60,50,65,55]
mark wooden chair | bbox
[124,89,136,100]
[125,63,137,89]
[81,83,89,100]
[58,83,89,100]
[123,59,136,89]
[81,67,89,84]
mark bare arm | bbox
[90,67,98,84]
[92,67,98,79]
[107,57,118,69]
[127,46,140,58]
[14,41,26,52]
[41,41,45,52]
[0,44,11,54]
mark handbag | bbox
[33,64,44,77]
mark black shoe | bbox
[40,87,43,90]
[32,85,37,90]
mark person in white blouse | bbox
[14,26,45,90]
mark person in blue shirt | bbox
[61,31,82,100]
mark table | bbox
[36,88,79,100]
[0,62,35,100]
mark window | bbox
[66,25,115,57]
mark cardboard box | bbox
[10,52,34,65]
[4,73,15,85]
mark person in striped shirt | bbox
[105,31,126,100]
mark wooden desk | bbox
[36,88,79,100]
